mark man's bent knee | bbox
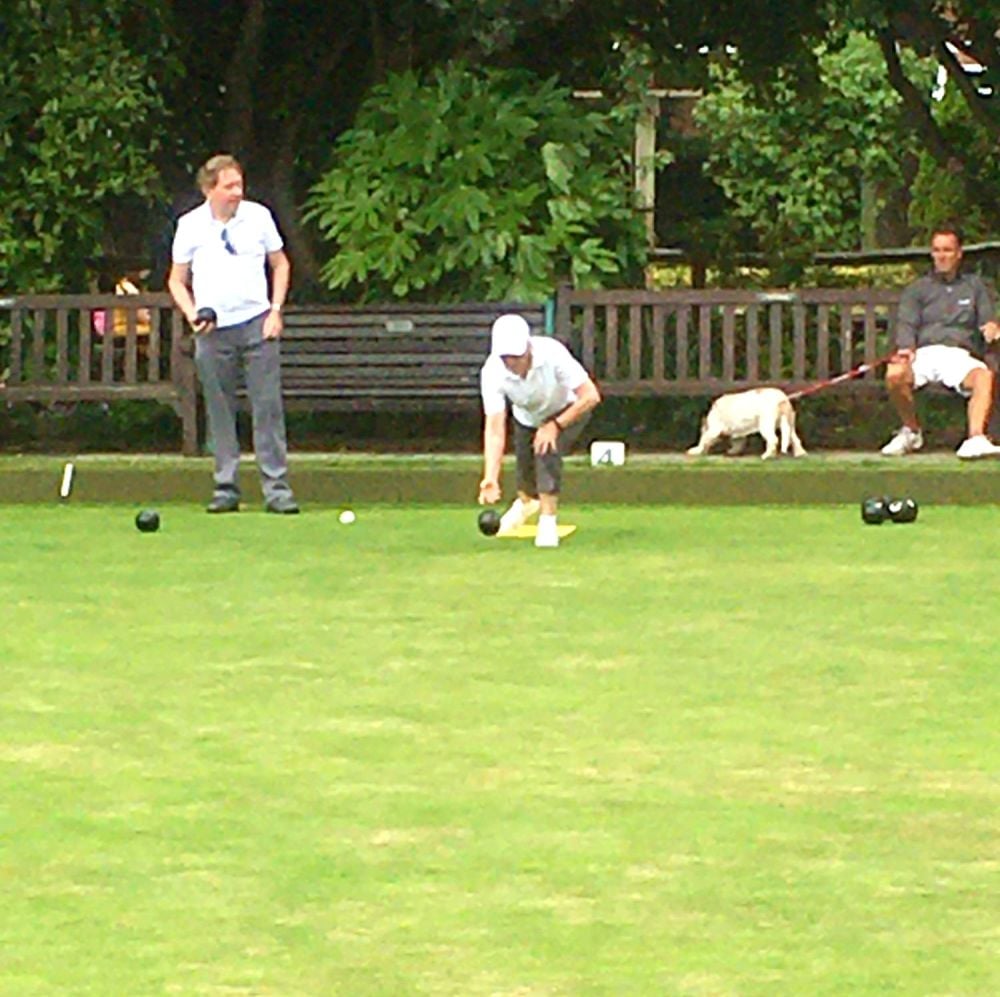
[885,362,913,388]
[964,366,993,394]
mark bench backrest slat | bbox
[77,309,92,385]
[31,309,46,379]
[768,304,782,381]
[699,305,712,381]
[746,306,759,383]
[9,310,23,382]
[676,305,690,381]
[816,305,830,380]
[148,310,162,383]
[55,309,69,382]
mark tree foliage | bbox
[4,0,1000,294]
[306,65,646,301]
[695,33,932,275]
[850,0,1000,232]
[0,1,174,291]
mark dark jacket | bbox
[896,270,995,354]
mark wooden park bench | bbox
[553,286,1000,444]
[5,287,996,452]
[553,286,1000,434]
[0,297,544,453]
[0,293,199,454]
[277,302,546,412]
[554,286,908,396]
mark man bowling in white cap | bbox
[477,313,602,548]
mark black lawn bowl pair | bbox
[861,496,919,525]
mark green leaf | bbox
[541,142,573,194]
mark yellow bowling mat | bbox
[496,524,577,540]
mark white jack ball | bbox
[338,509,356,525]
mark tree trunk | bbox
[222,0,266,161]
[266,18,360,294]
[269,134,321,292]
[368,0,385,80]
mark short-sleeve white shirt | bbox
[171,200,283,327]
[480,336,590,427]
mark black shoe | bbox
[207,496,240,513]
[265,498,300,515]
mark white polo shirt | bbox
[171,200,283,327]
[480,336,589,428]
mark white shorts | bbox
[911,345,986,397]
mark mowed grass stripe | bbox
[0,505,997,994]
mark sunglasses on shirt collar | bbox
[221,228,237,255]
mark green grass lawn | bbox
[1,504,997,995]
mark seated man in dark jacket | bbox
[881,224,1000,459]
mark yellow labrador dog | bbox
[686,387,806,459]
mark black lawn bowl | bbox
[135,509,161,533]
[195,307,217,325]
[888,497,919,524]
[477,509,501,536]
[861,496,890,525]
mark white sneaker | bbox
[955,435,1000,459]
[534,514,559,548]
[498,497,540,535]
[880,426,923,456]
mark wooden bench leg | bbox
[181,395,198,456]
[174,350,200,456]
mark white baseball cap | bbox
[489,313,531,357]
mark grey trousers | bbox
[194,312,293,503]
[513,412,590,496]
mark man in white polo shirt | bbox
[478,313,601,547]
[168,154,298,513]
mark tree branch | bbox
[897,4,1000,141]
[879,29,951,162]
[877,27,1000,228]
[947,5,1000,93]
[936,36,1000,140]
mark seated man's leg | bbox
[963,366,994,438]
[880,355,922,455]
[885,357,919,427]
[933,346,1000,458]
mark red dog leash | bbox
[787,352,896,401]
